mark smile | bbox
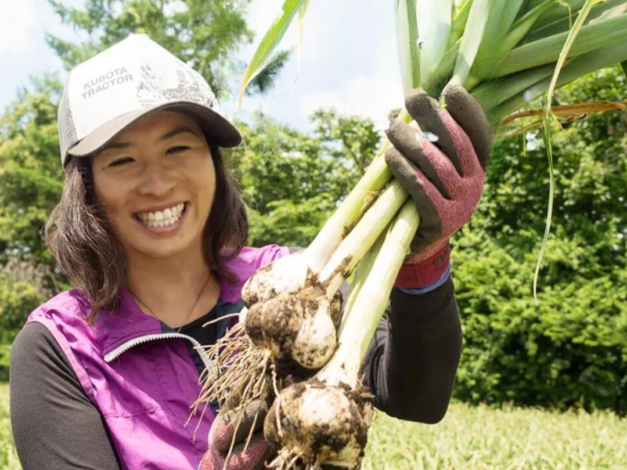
[135,203,186,228]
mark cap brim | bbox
[67,101,242,158]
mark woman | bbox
[9,34,490,470]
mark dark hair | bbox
[45,138,248,322]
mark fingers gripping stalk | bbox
[385,84,491,263]
[199,399,273,470]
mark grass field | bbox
[0,384,19,470]
[2,383,626,470]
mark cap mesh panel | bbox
[58,86,78,167]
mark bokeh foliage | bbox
[47,0,252,96]
[230,110,379,247]
[452,68,627,413]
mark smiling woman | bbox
[9,33,481,470]
[91,114,217,262]
[46,109,248,321]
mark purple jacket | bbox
[26,245,290,470]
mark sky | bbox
[0,0,404,132]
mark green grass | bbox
[1,383,626,470]
[364,402,627,470]
[0,384,19,470]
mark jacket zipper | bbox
[103,333,214,372]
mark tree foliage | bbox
[47,0,253,96]
[229,111,381,247]
[0,75,64,261]
[452,67,627,413]
[0,256,53,380]
[45,0,289,99]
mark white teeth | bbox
[137,203,185,229]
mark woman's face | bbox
[91,111,216,261]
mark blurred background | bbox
[1,1,626,468]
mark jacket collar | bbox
[89,288,163,358]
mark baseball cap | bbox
[58,34,242,167]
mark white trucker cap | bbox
[58,34,242,167]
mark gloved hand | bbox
[385,84,492,288]
[199,400,273,470]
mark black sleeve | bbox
[10,323,121,470]
[361,276,462,424]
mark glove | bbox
[385,84,492,289]
[199,400,273,470]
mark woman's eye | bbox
[109,157,134,167]
[167,146,190,155]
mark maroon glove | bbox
[199,400,273,470]
[385,84,492,288]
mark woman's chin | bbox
[127,238,197,260]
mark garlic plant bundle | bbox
[195,179,409,414]
[216,0,627,468]
[262,201,419,470]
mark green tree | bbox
[47,0,252,96]
[229,111,382,247]
[452,67,627,413]
[46,0,289,98]
[0,256,53,380]
[0,75,64,261]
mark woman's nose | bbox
[136,162,177,197]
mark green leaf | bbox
[453,0,525,87]
[535,0,596,301]
[395,0,421,93]
[621,61,627,77]
[491,41,627,121]
[451,0,492,85]
[238,0,310,106]
[473,63,556,114]
[505,0,559,49]
[449,0,474,47]
[522,0,627,44]
[498,13,627,77]
[471,0,556,83]
[531,0,587,29]
[417,0,454,88]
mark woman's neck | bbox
[125,249,220,328]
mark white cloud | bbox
[299,73,403,130]
[0,0,38,58]
[246,0,287,42]
[0,0,85,112]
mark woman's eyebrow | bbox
[101,141,131,151]
[159,126,201,141]
[97,126,200,154]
